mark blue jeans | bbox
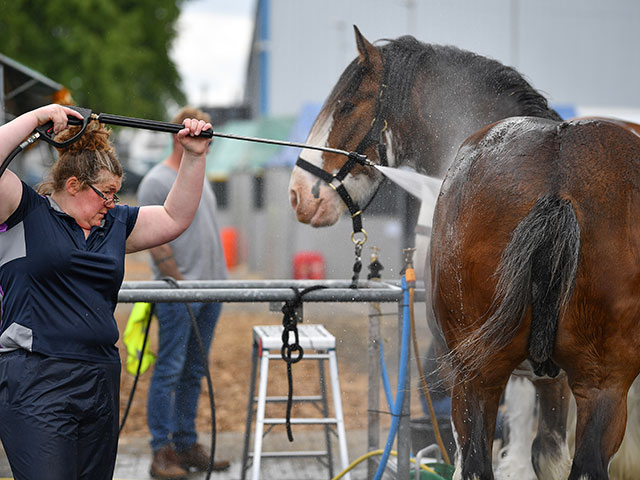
[147,302,222,452]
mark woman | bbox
[0,104,211,480]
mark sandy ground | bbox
[116,251,433,441]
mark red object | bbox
[220,227,238,269]
[292,251,325,279]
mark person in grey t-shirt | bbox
[137,107,230,477]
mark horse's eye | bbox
[339,102,355,115]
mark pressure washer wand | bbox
[2,106,373,178]
[97,111,360,159]
[93,111,375,167]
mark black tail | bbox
[526,197,580,373]
[453,195,580,378]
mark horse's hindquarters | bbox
[432,116,640,480]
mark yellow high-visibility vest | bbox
[123,302,156,375]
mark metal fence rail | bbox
[118,279,426,304]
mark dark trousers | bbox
[0,350,120,480]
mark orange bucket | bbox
[220,227,238,269]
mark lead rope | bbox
[349,231,368,289]
[350,242,363,289]
[280,285,327,441]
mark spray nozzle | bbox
[402,248,416,270]
[348,151,375,167]
[401,248,417,285]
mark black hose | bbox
[161,277,217,480]
[0,133,40,178]
[0,147,19,178]
[117,278,218,480]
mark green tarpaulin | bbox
[206,114,295,180]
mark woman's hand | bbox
[176,118,212,156]
[0,104,82,223]
[32,104,84,134]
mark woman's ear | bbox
[65,176,82,195]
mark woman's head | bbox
[38,122,123,194]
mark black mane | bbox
[377,35,562,121]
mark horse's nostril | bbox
[289,189,299,210]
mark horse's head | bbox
[289,26,388,227]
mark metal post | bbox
[240,341,260,480]
[317,356,334,478]
[367,307,381,478]
[367,248,382,477]
[328,349,351,480]
[397,288,411,479]
[251,347,271,480]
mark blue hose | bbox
[378,336,393,409]
[374,274,412,480]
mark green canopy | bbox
[206,114,295,180]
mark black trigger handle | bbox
[34,106,93,148]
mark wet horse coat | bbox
[431,116,640,479]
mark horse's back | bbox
[433,116,640,256]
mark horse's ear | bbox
[353,25,382,71]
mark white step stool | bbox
[240,324,350,480]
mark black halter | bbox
[295,79,390,241]
[296,151,371,236]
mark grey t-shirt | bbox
[137,162,228,281]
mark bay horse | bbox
[288,24,571,474]
[430,115,640,479]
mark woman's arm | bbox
[126,118,212,253]
[0,105,82,224]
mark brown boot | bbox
[176,443,231,472]
[150,444,188,479]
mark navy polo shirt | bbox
[0,182,139,363]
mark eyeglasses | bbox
[89,184,120,206]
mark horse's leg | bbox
[567,377,640,480]
[451,374,506,480]
[494,376,538,480]
[569,382,629,480]
[609,375,640,480]
[531,376,572,479]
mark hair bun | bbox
[54,122,114,155]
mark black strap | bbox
[295,157,364,234]
[294,77,389,235]
[280,285,327,441]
